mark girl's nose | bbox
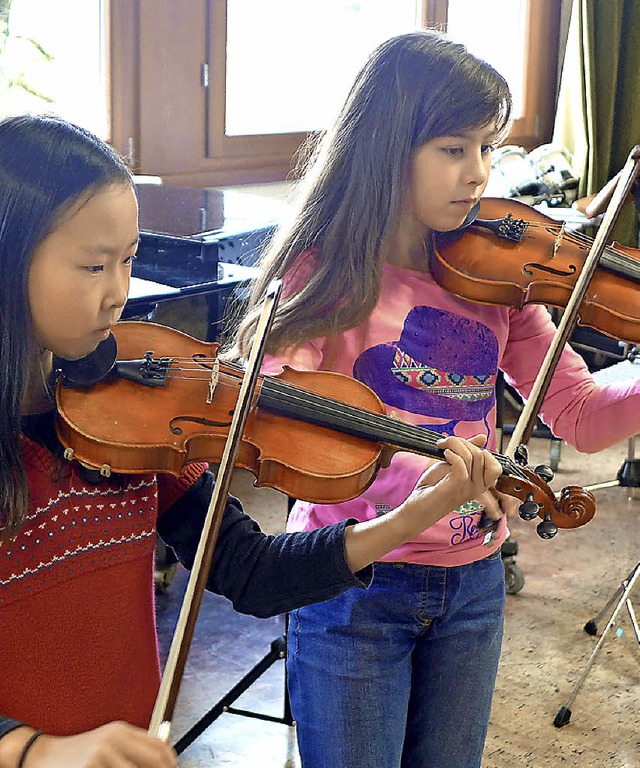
[104,271,130,311]
[466,150,490,188]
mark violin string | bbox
[277,381,530,480]
[260,376,529,481]
[522,222,640,281]
[141,358,531,481]
[159,363,529,480]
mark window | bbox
[444,0,559,147]
[0,0,107,137]
[109,0,561,186]
[225,0,422,136]
[447,0,528,116]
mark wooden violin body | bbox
[55,321,595,530]
[432,197,640,343]
[56,322,385,505]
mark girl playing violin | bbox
[232,30,640,768]
[0,113,505,768]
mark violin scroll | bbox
[554,485,597,529]
[498,463,596,538]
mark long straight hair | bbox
[231,30,511,359]
[0,115,132,537]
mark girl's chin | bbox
[52,342,97,363]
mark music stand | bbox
[173,630,292,755]
[554,352,640,728]
[172,497,296,755]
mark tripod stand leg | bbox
[625,597,640,645]
[554,562,640,728]
[173,633,292,755]
[583,583,625,636]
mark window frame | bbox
[109,0,561,186]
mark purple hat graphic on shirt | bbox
[353,305,498,424]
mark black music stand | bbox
[554,563,640,728]
[171,498,296,756]
[173,629,293,755]
[554,352,640,728]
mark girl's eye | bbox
[444,147,464,156]
[481,144,494,154]
[124,253,137,265]
[86,264,104,274]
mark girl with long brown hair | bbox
[232,29,640,767]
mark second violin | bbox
[431,197,640,344]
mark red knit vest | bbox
[0,437,205,735]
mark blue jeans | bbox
[287,553,505,768]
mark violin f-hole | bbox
[522,262,577,278]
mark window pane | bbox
[0,0,107,137]
[446,0,527,117]
[225,0,421,136]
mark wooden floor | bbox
[156,436,640,767]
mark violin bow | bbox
[505,145,640,457]
[148,279,283,742]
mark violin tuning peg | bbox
[536,512,558,540]
[534,463,554,483]
[514,444,529,466]
[518,496,539,521]
[478,510,496,532]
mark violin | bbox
[55,321,595,533]
[431,197,640,343]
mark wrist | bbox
[0,728,36,768]
[16,731,43,768]
[395,484,456,538]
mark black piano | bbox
[125,184,286,339]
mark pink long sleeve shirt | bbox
[262,261,640,567]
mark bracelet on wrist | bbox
[16,731,42,768]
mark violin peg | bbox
[518,496,539,521]
[514,444,529,466]
[536,512,558,539]
[478,510,497,532]
[534,463,554,483]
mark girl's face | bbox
[406,125,496,233]
[28,183,139,361]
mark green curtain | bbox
[554,0,640,245]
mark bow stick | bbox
[505,145,640,457]
[148,279,283,741]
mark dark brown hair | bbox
[0,115,132,536]
[231,29,512,359]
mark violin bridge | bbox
[206,358,220,404]
[552,222,565,259]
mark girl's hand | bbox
[25,722,177,768]
[425,434,501,502]
[416,434,517,522]
[343,434,517,573]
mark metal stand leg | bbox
[584,437,640,496]
[173,498,296,755]
[173,630,293,755]
[554,562,640,727]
